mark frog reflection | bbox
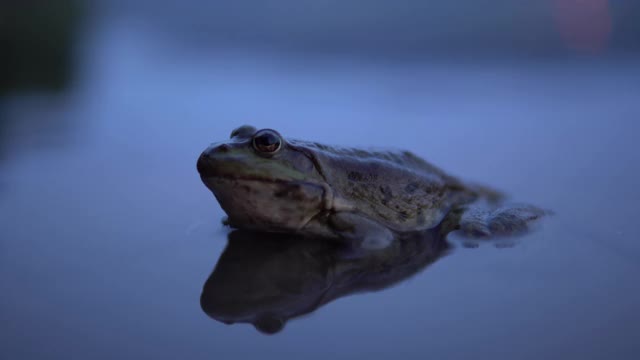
[200,228,450,334]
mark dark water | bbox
[2,20,640,360]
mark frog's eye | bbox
[252,129,282,154]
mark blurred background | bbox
[3,0,640,160]
[1,1,639,359]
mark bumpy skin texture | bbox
[288,138,478,231]
[197,125,544,246]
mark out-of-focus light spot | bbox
[552,0,612,54]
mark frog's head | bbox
[197,125,329,232]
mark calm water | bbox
[1,22,640,360]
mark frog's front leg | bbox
[329,212,394,250]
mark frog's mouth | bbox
[197,152,306,184]
[197,162,307,189]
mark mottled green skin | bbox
[285,138,479,231]
[197,125,543,245]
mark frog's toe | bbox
[457,210,492,238]
[488,205,548,236]
[455,203,549,239]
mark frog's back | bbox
[290,140,444,173]
[290,140,480,232]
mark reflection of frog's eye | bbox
[252,129,282,154]
[253,315,285,335]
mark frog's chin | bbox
[202,177,326,232]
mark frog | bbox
[197,125,547,249]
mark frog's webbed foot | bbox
[329,212,394,251]
[450,204,550,239]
